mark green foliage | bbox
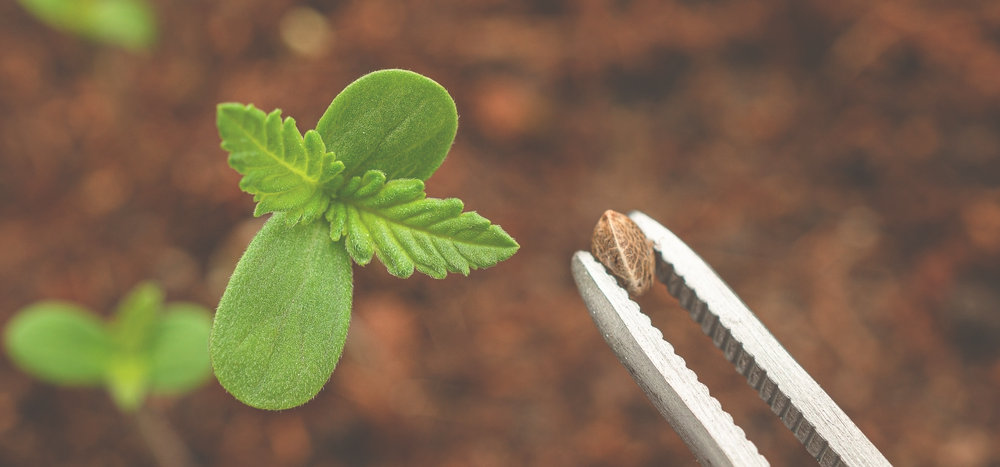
[18,0,156,51]
[4,302,112,385]
[315,69,458,181]
[334,170,520,279]
[211,214,352,410]
[3,282,212,412]
[147,304,213,393]
[213,69,519,410]
[218,104,345,224]
[110,282,162,352]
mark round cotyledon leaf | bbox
[210,213,353,410]
[315,69,458,182]
[4,302,113,385]
[148,303,212,394]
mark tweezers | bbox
[571,211,891,466]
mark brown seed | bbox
[591,210,655,296]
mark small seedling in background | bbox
[17,0,156,51]
[212,69,520,410]
[4,282,212,412]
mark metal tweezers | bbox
[571,211,891,466]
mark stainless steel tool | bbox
[571,211,891,466]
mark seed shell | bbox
[590,210,655,296]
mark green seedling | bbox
[4,282,212,412]
[213,69,519,410]
[17,0,156,50]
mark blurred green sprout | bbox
[4,282,211,412]
[18,0,156,50]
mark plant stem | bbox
[133,406,196,467]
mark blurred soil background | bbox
[2,0,1000,465]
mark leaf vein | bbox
[230,119,317,184]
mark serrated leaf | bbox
[148,303,212,393]
[339,170,386,199]
[3,302,113,385]
[211,213,353,410]
[315,69,458,181]
[336,174,519,279]
[218,103,345,224]
[326,200,348,241]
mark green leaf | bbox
[211,213,353,410]
[148,304,212,393]
[17,0,156,51]
[315,69,458,182]
[106,352,149,411]
[218,103,345,225]
[110,281,163,352]
[3,302,113,385]
[333,171,520,279]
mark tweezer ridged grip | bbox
[661,261,839,466]
[630,212,891,467]
[572,252,768,467]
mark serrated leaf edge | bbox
[219,103,345,225]
[327,172,519,278]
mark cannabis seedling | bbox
[4,282,212,412]
[212,69,519,410]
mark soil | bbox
[1,1,999,466]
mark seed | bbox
[591,210,655,296]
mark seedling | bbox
[212,69,519,410]
[4,282,212,412]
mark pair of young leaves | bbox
[212,70,519,410]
